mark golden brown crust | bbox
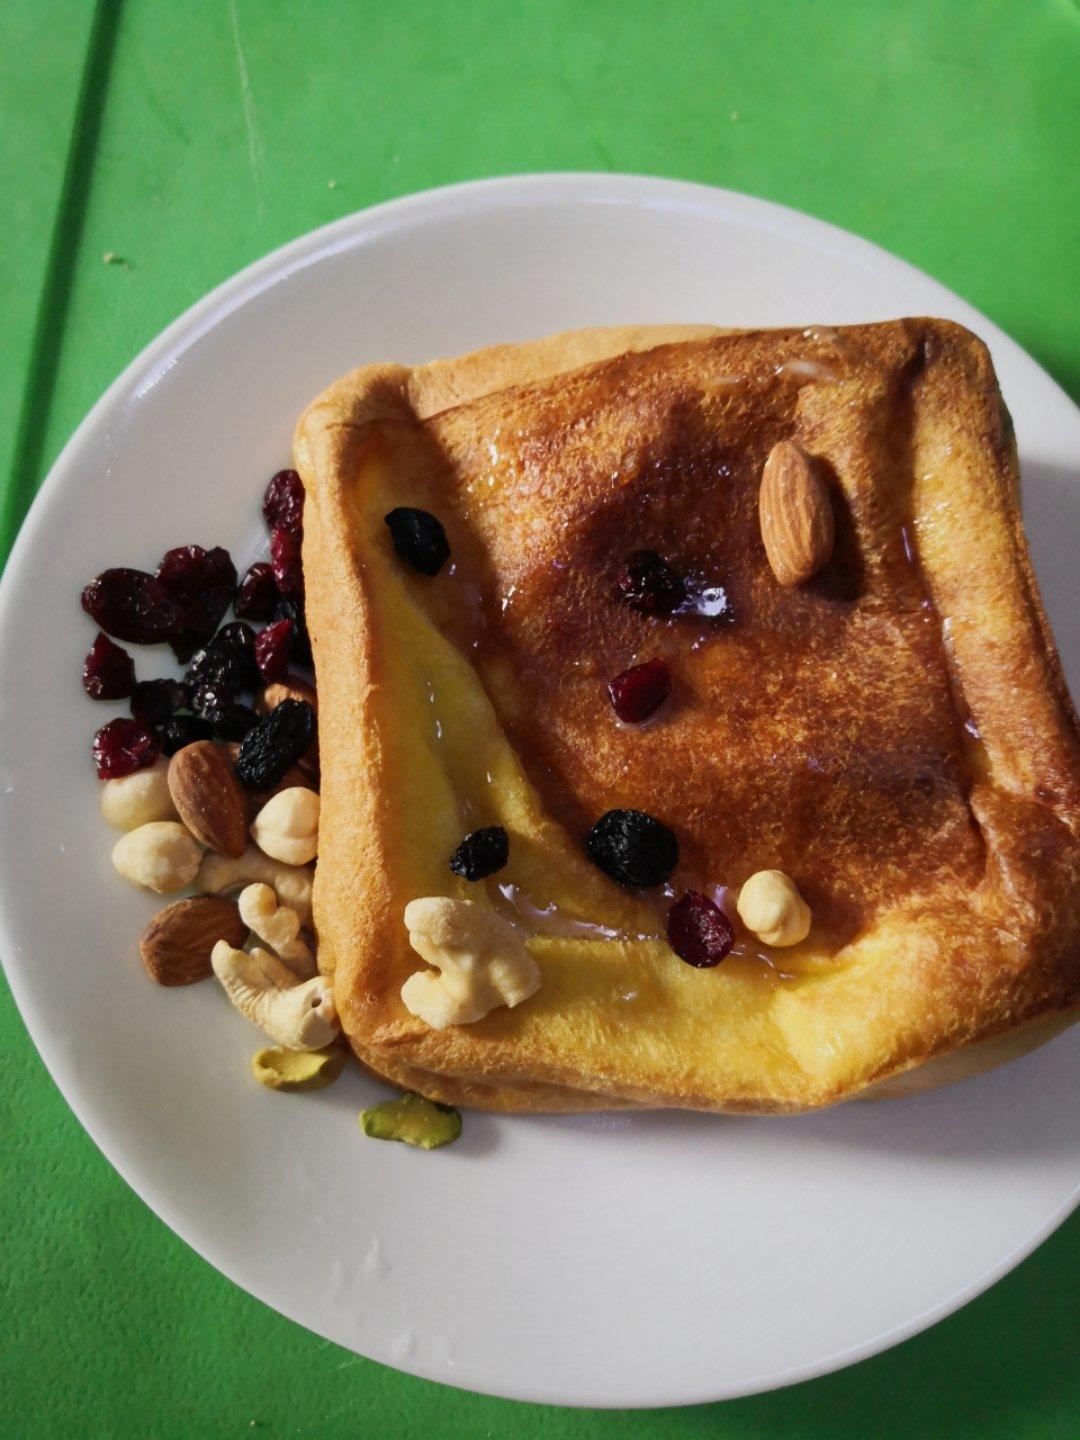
[297,321,1080,1113]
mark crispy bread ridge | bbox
[297,321,1080,1113]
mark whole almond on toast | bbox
[139,896,246,986]
[759,439,834,586]
[168,741,248,857]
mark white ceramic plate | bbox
[1,175,1078,1409]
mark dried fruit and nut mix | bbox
[84,472,464,1143]
[84,477,350,1097]
[86,431,828,1141]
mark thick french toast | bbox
[295,321,1080,1113]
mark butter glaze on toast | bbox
[296,321,1080,1113]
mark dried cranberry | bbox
[234,562,279,621]
[156,545,236,602]
[186,622,260,693]
[82,634,135,700]
[607,658,671,723]
[169,586,233,664]
[276,596,311,665]
[159,715,214,756]
[254,619,293,683]
[130,678,189,724]
[262,469,305,537]
[384,507,450,576]
[614,550,687,616]
[156,548,226,648]
[585,808,678,888]
[449,826,509,881]
[91,718,161,780]
[235,699,316,790]
[270,528,304,599]
[666,891,734,967]
[154,547,237,661]
[81,569,178,645]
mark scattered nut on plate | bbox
[360,1093,462,1149]
[238,883,315,976]
[249,786,320,866]
[197,845,314,922]
[168,741,249,858]
[139,896,247,986]
[211,941,339,1050]
[100,759,178,831]
[252,1045,345,1092]
[112,821,203,894]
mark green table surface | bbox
[2,2,1078,1435]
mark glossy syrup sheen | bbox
[365,326,986,971]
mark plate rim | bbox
[1,171,1078,1409]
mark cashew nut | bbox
[101,759,178,831]
[112,821,202,894]
[400,896,540,1030]
[196,846,313,923]
[238,883,315,977]
[211,941,338,1049]
[250,787,320,865]
[736,870,812,946]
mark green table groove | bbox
[2,0,124,551]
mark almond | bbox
[168,741,248,857]
[139,896,246,986]
[759,440,834,586]
[257,675,318,716]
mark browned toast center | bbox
[386,325,985,945]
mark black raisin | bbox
[159,715,214,756]
[208,702,259,741]
[384,507,450,576]
[185,621,260,693]
[190,681,236,721]
[584,808,679,888]
[235,699,316,790]
[130,678,189,724]
[449,826,509,881]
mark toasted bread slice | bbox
[296,321,1080,1113]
